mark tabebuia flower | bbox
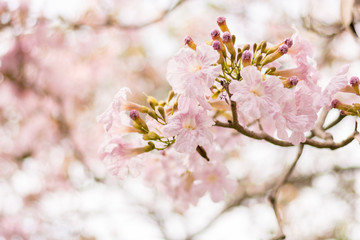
[162,103,213,153]
[229,66,284,124]
[98,138,152,179]
[166,44,222,99]
[96,87,131,132]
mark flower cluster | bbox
[97,17,359,210]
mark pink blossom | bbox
[287,30,314,63]
[98,137,144,179]
[229,66,283,123]
[166,44,221,98]
[193,159,237,202]
[322,65,350,107]
[96,87,131,132]
[162,103,213,153]
[272,89,315,144]
[333,92,360,106]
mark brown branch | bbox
[68,0,188,31]
[214,101,358,150]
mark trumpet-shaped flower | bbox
[98,138,144,179]
[167,44,221,99]
[96,87,131,132]
[229,66,284,123]
[162,103,213,153]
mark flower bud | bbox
[147,109,158,120]
[147,96,158,109]
[350,76,360,95]
[242,50,252,67]
[217,16,230,33]
[167,90,175,102]
[284,38,293,48]
[282,76,299,88]
[184,35,196,50]
[212,40,225,65]
[211,29,221,41]
[144,141,155,152]
[261,44,288,66]
[331,99,340,108]
[222,31,236,61]
[130,110,149,133]
[350,76,360,86]
[157,106,166,120]
[143,131,161,140]
[242,44,250,51]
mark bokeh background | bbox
[1,0,360,239]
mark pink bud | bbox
[130,110,140,120]
[350,76,360,86]
[212,40,221,51]
[284,38,293,48]
[222,32,231,43]
[279,44,288,54]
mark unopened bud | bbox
[265,67,277,75]
[289,76,299,86]
[253,43,257,53]
[217,16,230,33]
[331,99,340,108]
[212,40,221,50]
[261,44,288,66]
[258,40,267,52]
[242,44,250,51]
[350,76,360,86]
[255,55,263,65]
[130,110,149,133]
[242,50,252,67]
[283,76,299,88]
[147,109,158,120]
[222,31,236,61]
[284,38,293,48]
[211,29,221,41]
[159,101,166,107]
[129,110,140,120]
[213,40,225,64]
[350,76,360,95]
[143,131,161,140]
[167,90,175,102]
[147,96,158,110]
[157,106,166,120]
[184,35,196,50]
[144,141,155,152]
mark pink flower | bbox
[287,30,314,63]
[322,65,350,107]
[166,44,221,98]
[96,87,131,132]
[193,160,237,202]
[98,138,144,179]
[162,103,213,153]
[333,91,360,105]
[272,88,316,145]
[229,66,284,123]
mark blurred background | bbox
[1,0,360,239]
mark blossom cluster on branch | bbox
[98,17,360,211]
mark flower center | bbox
[250,84,264,97]
[182,117,197,130]
[207,174,218,182]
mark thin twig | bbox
[268,144,304,239]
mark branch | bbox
[68,0,188,31]
[268,144,304,239]
[214,101,359,150]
